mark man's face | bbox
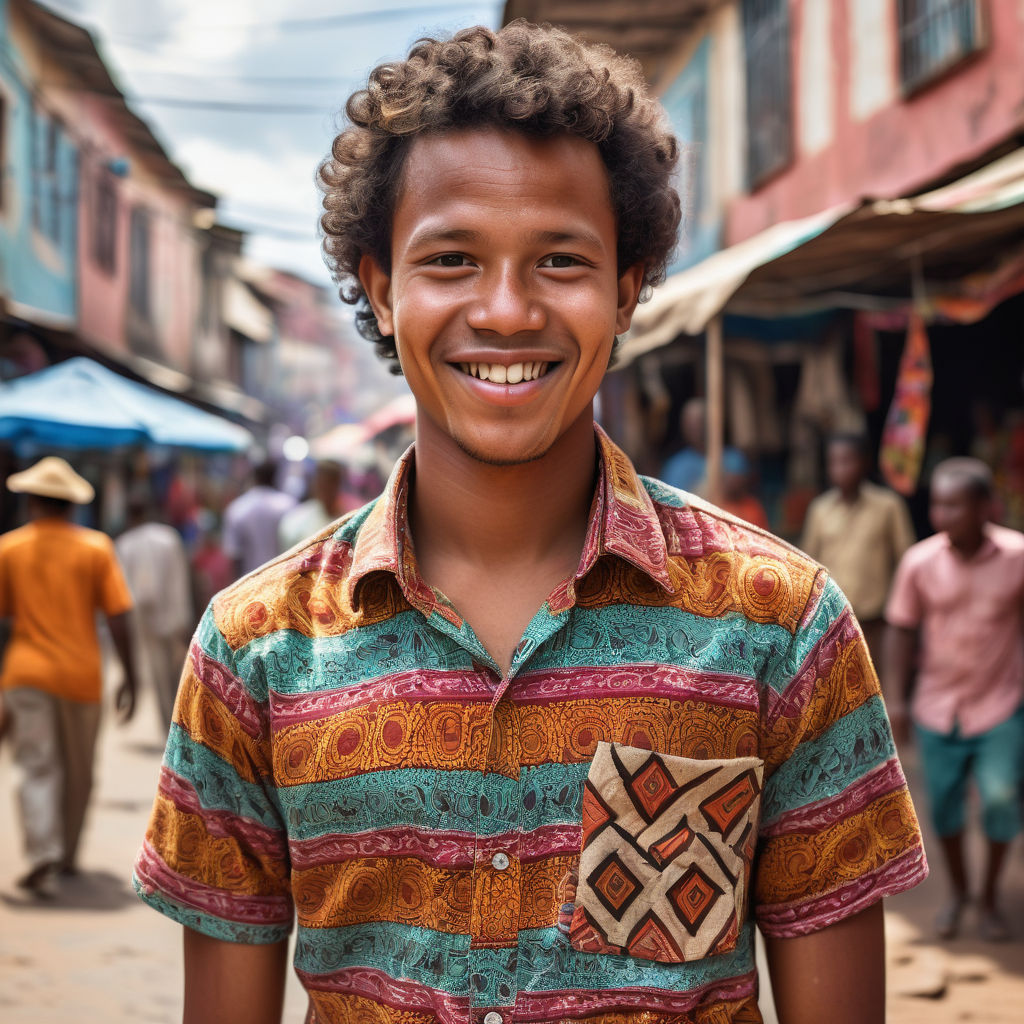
[359,128,643,466]
[826,441,864,492]
[929,475,987,545]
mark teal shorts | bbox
[915,706,1024,843]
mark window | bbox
[129,206,151,319]
[898,0,981,94]
[741,0,792,188]
[93,171,118,272]
[29,108,62,242]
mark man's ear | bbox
[358,254,394,337]
[615,263,645,335]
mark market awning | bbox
[621,147,1024,363]
[0,357,254,452]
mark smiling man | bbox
[133,22,927,1024]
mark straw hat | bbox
[6,456,95,504]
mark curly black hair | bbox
[318,20,680,371]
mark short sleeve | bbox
[132,602,293,944]
[885,546,923,629]
[98,538,134,616]
[755,572,928,938]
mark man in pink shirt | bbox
[885,457,1024,942]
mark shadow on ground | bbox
[0,869,136,913]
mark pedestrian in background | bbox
[278,459,344,550]
[802,432,915,659]
[116,490,193,731]
[885,457,1024,942]
[221,460,296,578]
[0,457,137,898]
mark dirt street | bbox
[1,685,1021,1023]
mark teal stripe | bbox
[762,695,896,823]
[515,922,755,994]
[233,610,476,695]
[295,921,471,993]
[528,604,791,682]
[293,920,754,1001]
[132,876,291,945]
[194,604,238,675]
[163,725,286,830]
[279,761,589,840]
[764,574,846,695]
[641,474,690,509]
[330,499,377,545]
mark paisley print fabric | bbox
[571,744,763,964]
[133,426,927,1024]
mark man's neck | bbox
[838,481,863,503]
[409,410,598,578]
[950,528,986,559]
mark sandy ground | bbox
[1,682,1021,1023]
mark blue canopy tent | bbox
[0,357,253,452]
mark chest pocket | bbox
[570,742,763,964]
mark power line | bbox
[39,1,489,45]
[127,95,333,114]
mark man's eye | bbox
[540,254,580,268]
[434,253,468,267]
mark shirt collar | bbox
[347,423,673,613]
[941,522,1000,563]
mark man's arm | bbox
[764,901,885,1024]
[184,928,288,1024]
[883,623,917,746]
[106,611,139,722]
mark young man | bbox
[885,458,1024,942]
[0,457,137,897]
[134,23,926,1024]
[802,433,915,659]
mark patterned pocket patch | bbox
[570,742,763,964]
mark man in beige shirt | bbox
[802,433,915,657]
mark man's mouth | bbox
[456,361,552,384]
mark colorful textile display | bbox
[880,314,933,496]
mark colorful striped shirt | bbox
[134,427,927,1023]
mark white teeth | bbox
[460,361,552,382]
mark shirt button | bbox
[491,852,510,871]
[483,1014,504,1024]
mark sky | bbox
[42,0,503,287]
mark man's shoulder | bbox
[210,497,380,648]
[861,481,906,508]
[988,522,1024,553]
[901,531,947,565]
[641,474,826,625]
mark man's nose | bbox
[466,266,546,335]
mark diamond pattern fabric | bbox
[570,742,763,963]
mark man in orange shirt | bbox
[0,457,138,898]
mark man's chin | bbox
[453,434,550,467]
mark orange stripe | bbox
[146,794,289,895]
[756,787,922,906]
[578,548,818,634]
[293,854,576,941]
[274,696,758,786]
[174,668,271,781]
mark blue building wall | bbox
[661,36,721,274]
[0,0,78,325]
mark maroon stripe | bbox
[757,845,929,938]
[158,766,288,858]
[511,664,758,708]
[760,759,908,837]
[190,641,265,739]
[298,966,469,1022]
[289,822,582,871]
[135,841,292,925]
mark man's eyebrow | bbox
[405,226,607,249]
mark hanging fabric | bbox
[879,312,933,495]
